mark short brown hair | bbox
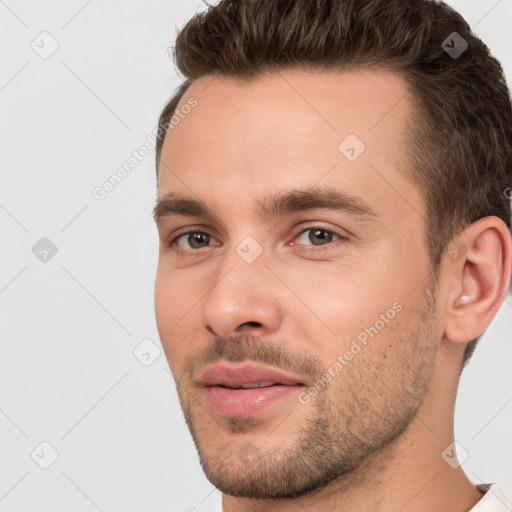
[155,0,512,368]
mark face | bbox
[154,69,442,499]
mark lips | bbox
[197,362,307,416]
[198,362,305,389]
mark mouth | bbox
[215,381,290,389]
[197,362,307,417]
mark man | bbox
[152,0,512,510]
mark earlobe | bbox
[453,294,472,307]
[443,217,512,344]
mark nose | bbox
[201,246,283,339]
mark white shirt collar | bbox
[469,484,512,512]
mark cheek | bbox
[154,267,189,370]
[154,265,209,374]
[291,261,406,356]
[154,264,198,328]
[154,266,174,331]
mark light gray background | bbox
[1,1,511,511]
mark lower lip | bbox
[203,385,304,416]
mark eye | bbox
[291,226,343,248]
[167,230,220,252]
[164,225,346,256]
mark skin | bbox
[153,69,512,512]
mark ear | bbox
[443,216,512,343]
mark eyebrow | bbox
[152,187,378,225]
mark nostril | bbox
[244,321,262,328]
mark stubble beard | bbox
[175,284,439,499]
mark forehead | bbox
[157,68,421,226]
[166,68,411,143]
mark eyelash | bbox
[164,225,346,255]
